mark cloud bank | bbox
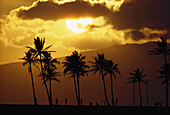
[0,0,169,64]
[16,0,170,40]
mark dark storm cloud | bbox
[125,30,146,41]
[17,0,111,20]
[148,32,169,39]
[17,0,170,31]
[125,30,170,41]
[16,0,170,41]
[109,0,170,30]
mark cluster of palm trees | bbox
[127,68,147,107]
[20,37,61,105]
[127,37,170,107]
[148,37,170,107]
[20,37,120,106]
[20,36,170,107]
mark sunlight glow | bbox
[66,18,93,33]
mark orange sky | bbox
[0,0,170,106]
[0,0,169,64]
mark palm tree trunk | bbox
[110,74,114,106]
[133,83,135,106]
[40,54,51,105]
[73,74,79,106]
[76,73,81,106]
[49,77,53,105]
[138,82,142,106]
[164,53,167,65]
[165,80,168,107]
[29,62,37,105]
[102,73,109,106]
[164,53,168,107]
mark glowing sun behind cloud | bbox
[66,18,93,33]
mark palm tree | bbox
[148,37,170,65]
[127,75,137,106]
[148,37,170,107]
[89,53,110,106]
[19,51,38,105]
[157,63,170,88]
[42,51,60,105]
[129,68,146,106]
[104,60,120,106]
[26,37,54,105]
[62,51,89,106]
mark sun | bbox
[66,18,93,33]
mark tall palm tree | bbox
[148,37,170,107]
[62,51,89,106]
[42,51,60,105]
[129,68,146,106]
[148,37,170,64]
[89,53,110,106]
[104,60,120,106]
[157,63,170,88]
[19,51,38,105]
[127,75,137,106]
[26,37,54,105]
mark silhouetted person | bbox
[35,98,37,105]
[102,100,106,106]
[56,98,58,105]
[80,99,83,105]
[155,96,162,107]
[89,102,92,106]
[96,102,99,106]
[116,98,118,106]
[65,98,67,105]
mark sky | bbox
[0,0,170,64]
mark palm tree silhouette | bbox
[26,37,54,105]
[62,51,89,106]
[129,68,146,106]
[127,74,137,106]
[148,37,170,107]
[157,63,170,87]
[19,51,38,105]
[104,60,120,106]
[148,37,170,64]
[42,51,60,105]
[89,53,110,106]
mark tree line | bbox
[20,37,170,107]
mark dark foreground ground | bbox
[0,104,170,114]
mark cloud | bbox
[108,0,170,31]
[1,0,170,64]
[16,0,170,31]
[17,0,112,20]
[16,0,170,40]
[62,25,123,50]
[125,30,146,41]
[125,28,169,41]
[0,0,169,54]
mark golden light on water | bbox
[66,18,93,33]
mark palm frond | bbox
[68,75,75,79]
[126,80,136,84]
[52,78,60,83]
[128,76,136,80]
[112,72,116,80]
[22,62,28,66]
[32,63,40,71]
[44,44,53,51]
